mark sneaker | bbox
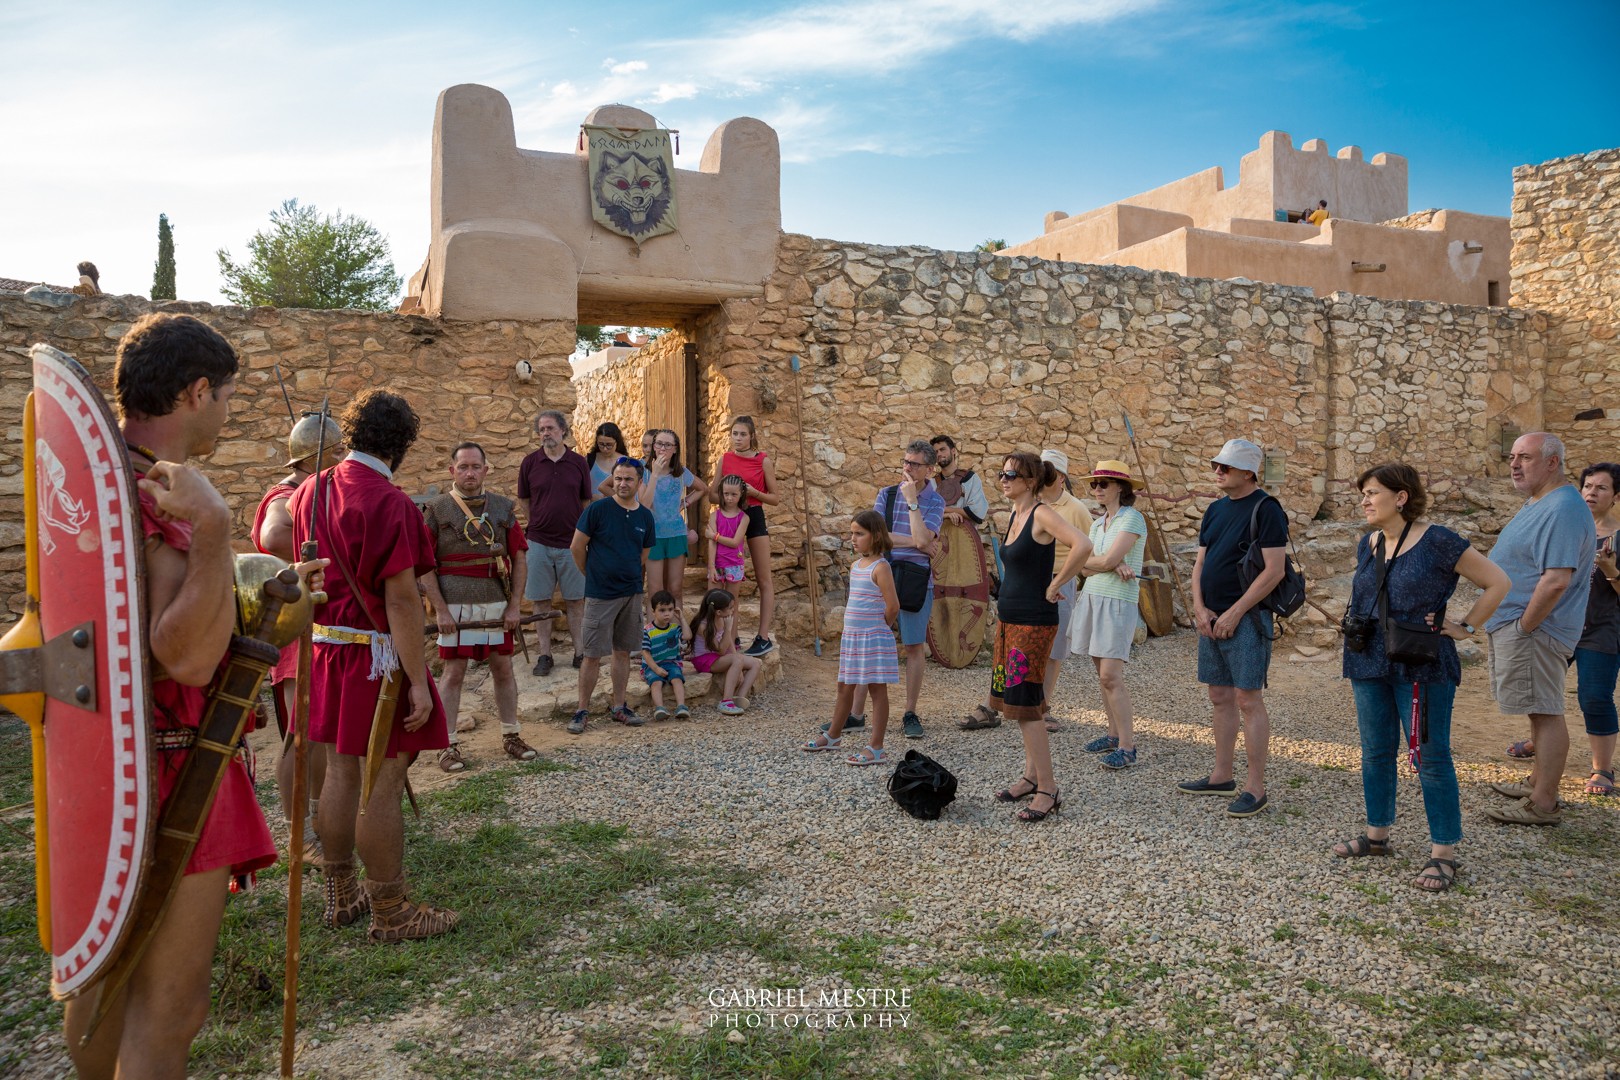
[572,655,583,669]
[1177,775,1238,796]
[653,707,671,722]
[1483,795,1563,826]
[744,635,775,657]
[612,705,644,727]
[674,705,691,721]
[1083,735,1120,754]
[532,655,554,677]
[717,699,744,716]
[1227,791,1269,817]
[822,713,867,734]
[1100,747,1138,770]
[567,710,588,735]
[502,733,538,761]
[437,746,467,773]
[902,711,925,739]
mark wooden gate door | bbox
[644,341,702,523]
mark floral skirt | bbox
[990,622,1057,721]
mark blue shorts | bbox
[1197,609,1273,690]
[897,587,934,647]
[642,663,686,685]
[649,534,689,561]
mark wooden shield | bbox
[31,344,154,998]
[927,518,989,668]
[1138,515,1175,637]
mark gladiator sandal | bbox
[321,859,369,928]
[365,876,459,943]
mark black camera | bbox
[1342,614,1376,653]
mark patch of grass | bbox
[1544,820,1620,861]
[1286,774,1307,789]
[650,1024,870,1079]
[544,819,630,849]
[611,906,788,961]
[1396,936,1514,983]
[1271,923,1297,942]
[1396,993,1503,1062]
[962,950,1116,1001]
[975,915,1042,943]
[1348,881,1392,904]
[1523,886,1614,928]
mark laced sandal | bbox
[365,876,459,943]
[1413,858,1460,892]
[1016,789,1061,822]
[503,733,537,761]
[437,746,467,773]
[321,859,369,928]
[1333,834,1393,859]
[994,776,1038,803]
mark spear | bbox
[281,396,328,1079]
[1121,411,1193,628]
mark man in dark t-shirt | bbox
[517,410,593,675]
[1178,438,1289,818]
[567,458,655,734]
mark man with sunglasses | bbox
[420,441,536,770]
[1178,438,1288,817]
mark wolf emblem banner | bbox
[584,124,678,246]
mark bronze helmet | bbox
[286,413,343,469]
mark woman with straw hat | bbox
[1074,459,1148,770]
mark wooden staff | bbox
[789,354,823,655]
[282,399,330,1079]
[1121,411,1193,627]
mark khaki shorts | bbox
[582,594,642,658]
[1489,619,1573,715]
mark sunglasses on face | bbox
[998,471,1027,482]
[1089,479,1113,489]
[1211,463,1234,474]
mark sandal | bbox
[1586,770,1616,796]
[365,876,459,942]
[1333,833,1393,859]
[1016,789,1061,822]
[1413,858,1460,893]
[994,776,1037,803]
[321,859,369,928]
[437,746,467,773]
[957,705,1002,730]
[502,733,537,761]
[847,745,887,767]
[1507,739,1536,759]
[802,732,841,752]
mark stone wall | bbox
[1512,149,1620,467]
[0,290,575,617]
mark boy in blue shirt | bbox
[640,590,689,720]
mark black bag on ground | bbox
[1239,493,1307,619]
[882,487,932,613]
[888,750,958,820]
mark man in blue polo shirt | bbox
[567,458,655,734]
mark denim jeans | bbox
[1573,647,1620,737]
[1351,678,1461,845]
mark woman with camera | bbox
[1336,464,1509,891]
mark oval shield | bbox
[927,517,989,668]
[31,343,153,998]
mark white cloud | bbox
[608,59,649,75]
[646,83,699,105]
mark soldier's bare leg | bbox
[64,866,231,1080]
[488,653,518,733]
[320,752,409,882]
[439,658,469,732]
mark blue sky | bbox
[2,0,1615,305]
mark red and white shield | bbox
[31,344,153,998]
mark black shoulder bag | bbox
[1239,493,1307,620]
[882,486,931,613]
[1374,529,1443,667]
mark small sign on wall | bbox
[583,125,679,247]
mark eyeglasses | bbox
[903,458,930,468]
[1088,479,1113,489]
[1211,463,1234,474]
[998,471,1026,482]
[654,441,676,448]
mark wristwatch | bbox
[1460,620,1476,635]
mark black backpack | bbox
[887,750,958,820]
[1239,494,1307,621]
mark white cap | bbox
[1040,448,1070,475]
[1212,439,1263,475]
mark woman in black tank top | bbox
[971,452,1093,822]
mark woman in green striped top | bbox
[1073,460,1148,770]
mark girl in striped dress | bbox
[802,510,900,765]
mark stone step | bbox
[513,643,783,720]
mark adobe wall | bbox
[0,290,575,617]
[573,236,1543,621]
[1511,149,1620,467]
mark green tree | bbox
[576,325,612,353]
[974,238,1007,252]
[151,213,176,300]
[216,199,401,310]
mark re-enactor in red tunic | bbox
[289,389,459,943]
[65,313,284,1080]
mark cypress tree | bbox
[152,213,176,300]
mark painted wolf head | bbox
[593,151,672,237]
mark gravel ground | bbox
[4,632,1616,1078]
